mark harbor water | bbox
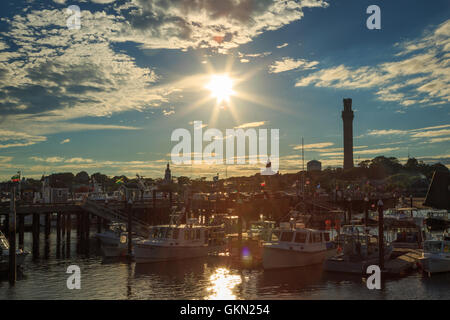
[0,230,449,300]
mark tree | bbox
[74,171,89,184]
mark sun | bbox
[205,74,235,104]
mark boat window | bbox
[184,230,190,240]
[443,243,450,253]
[172,228,179,239]
[280,231,294,242]
[313,233,322,243]
[323,233,330,242]
[191,229,196,240]
[294,232,307,243]
[196,229,201,239]
[166,228,173,239]
[152,228,159,239]
[424,241,442,253]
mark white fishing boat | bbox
[133,217,227,263]
[419,233,450,274]
[0,231,29,272]
[95,222,143,257]
[262,226,336,269]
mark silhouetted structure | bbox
[342,98,354,170]
[307,160,322,172]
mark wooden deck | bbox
[384,248,423,275]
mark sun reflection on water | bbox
[205,268,242,300]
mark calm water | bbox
[0,230,449,300]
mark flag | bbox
[260,182,266,187]
[115,177,124,185]
[213,174,219,182]
[11,174,20,182]
[317,183,321,189]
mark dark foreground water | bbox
[1,230,449,300]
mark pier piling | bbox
[9,187,16,285]
[32,213,39,259]
[377,200,385,270]
[18,214,24,250]
[66,213,71,256]
[97,216,102,234]
[45,213,51,240]
[61,213,66,240]
[127,200,133,257]
[56,213,61,257]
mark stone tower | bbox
[342,98,354,170]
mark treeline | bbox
[2,156,447,195]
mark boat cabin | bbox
[146,225,226,246]
[270,228,330,244]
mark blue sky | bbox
[0,0,449,180]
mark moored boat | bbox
[323,231,393,274]
[0,231,29,272]
[262,226,336,270]
[419,234,450,274]
[133,218,227,263]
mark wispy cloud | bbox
[269,58,319,73]
[234,121,267,129]
[276,43,289,49]
[295,20,450,108]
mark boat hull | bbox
[419,257,450,274]
[262,247,335,269]
[95,233,120,246]
[134,243,225,263]
[323,251,392,274]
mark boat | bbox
[0,231,29,272]
[419,233,450,274]
[262,225,336,270]
[95,222,143,257]
[247,218,276,241]
[133,217,227,263]
[324,230,393,274]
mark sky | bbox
[0,0,449,181]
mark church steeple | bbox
[164,162,172,182]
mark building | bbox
[341,98,354,170]
[41,177,69,203]
[307,160,322,172]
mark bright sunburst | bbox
[205,74,235,104]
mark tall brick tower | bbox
[342,98,354,170]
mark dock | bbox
[384,248,423,275]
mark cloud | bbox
[234,121,267,129]
[30,156,64,163]
[0,129,47,149]
[293,142,334,150]
[276,43,289,49]
[163,109,175,116]
[60,138,70,144]
[269,58,319,73]
[295,20,450,107]
[114,0,329,51]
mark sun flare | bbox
[205,74,235,104]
